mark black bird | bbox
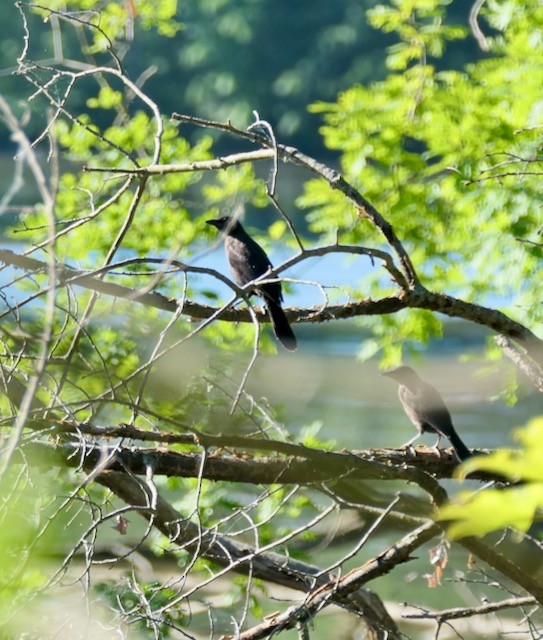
[382,365,471,461]
[206,216,297,351]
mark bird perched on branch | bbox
[382,365,471,461]
[206,215,297,351]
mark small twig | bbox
[248,111,279,195]
[404,595,536,620]
[495,335,543,392]
[469,0,490,52]
[0,97,57,483]
[315,494,401,578]
[467,170,543,185]
[230,301,261,414]
[268,192,305,252]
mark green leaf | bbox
[268,220,287,240]
[439,484,543,538]
[438,418,543,538]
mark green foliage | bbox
[304,0,543,363]
[0,466,95,632]
[36,0,181,48]
[297,421,336,450]
[202,164,268,210]
[438,417,543,538]
[368,0,468,70]
[0,0,403,153]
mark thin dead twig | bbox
[404,595,537,621]
[220,520,438,640]
[96,470,401,638]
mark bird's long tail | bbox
[447,429,471,461]
[266,300,297,351]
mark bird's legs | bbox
[400,431,444,457]
[400,432,421,456]
[431,433,443,457]
[401,433,421,447]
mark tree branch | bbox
[22,419,468,467]
[0,247,405,324]
[404,594,536,621]
[97,470,401,640]
[3,247,542,367]
[219,520,439,640]
[20,434,543,607]
[21,437,491,486]
[494,335,543,392]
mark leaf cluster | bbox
[304,0,543,362]
[440,417,543,537]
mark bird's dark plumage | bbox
[382,365,471,461]
[206,216,297,351]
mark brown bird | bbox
[206,216,296,351]
[382,365,471,461]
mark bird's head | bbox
[381,365,419,385]
[206,216,242,235]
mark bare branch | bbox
[22,439,458,488]
[0,97,57,482]
[219,520,439,640]
[3,248,541,365]
[495,335,543,392]
[404,595,537,621]
[97,470,402,640]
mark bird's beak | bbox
[206,219,220,229]
[380,370,393,378]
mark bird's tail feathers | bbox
[266,300,297,351]
[447,430,471,461]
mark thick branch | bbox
[0,247,405,324]
[3,248,541,367]
[408,289,543,362]
[25,420,468,468]
[21,440,436,487]
[22,439,485,488]
[21,438,543,605]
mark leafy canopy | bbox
[304,0,543,364]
